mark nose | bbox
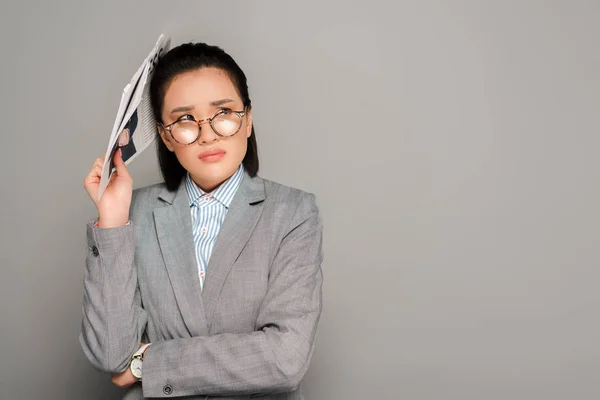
[196,120,219,144]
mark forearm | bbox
[142,251,323,397]
[80,220,147,373]
[142,315,319,398]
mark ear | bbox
[158,124,175,152]
[245,109,253,138]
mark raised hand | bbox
[83,149,133,228]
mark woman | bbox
[80,42,323,400]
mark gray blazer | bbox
[80,172,324,399]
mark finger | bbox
[85,163,103,181]
[84,163,103,191]
[96,152,107,163]
[84,158,106,199]
[91,158,102,170]
[113,149,131,179]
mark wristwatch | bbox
[130,343,152,380]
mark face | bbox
[159,67,252,192]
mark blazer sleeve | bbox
[79,201,148,373]
[141,192,324,398]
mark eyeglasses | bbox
[160,108,247,145]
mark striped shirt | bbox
[185,165,244,290]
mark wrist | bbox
[97,217,129,229]
[130,343,152,381]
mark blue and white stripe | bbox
[185,165,244,290]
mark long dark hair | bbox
[149,42,259,191]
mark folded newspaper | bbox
[98,34,171,200]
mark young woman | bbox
[80,42,323,400]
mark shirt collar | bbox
[185,165,244,209]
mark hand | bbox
[111,342,148,388]
[83,149,132,228]
[111,368,137,388]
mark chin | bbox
[191,164,237,188]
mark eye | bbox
[177,114,196,122]
[218,108,232,115]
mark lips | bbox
[198,148,226,162]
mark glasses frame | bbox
[160,107,248,145]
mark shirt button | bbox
[201,227,207,235]
[163,384,173,395]
[91,246,99,257]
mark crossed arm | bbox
[80,193,323,397]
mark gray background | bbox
[0,1,598,399]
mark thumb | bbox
[113,149,131,179]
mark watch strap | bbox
[133,343,152,360]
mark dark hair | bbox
[150,42,259,191]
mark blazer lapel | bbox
[202,173,266,331]
[153,181,209,337]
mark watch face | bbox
[130,358,142,379]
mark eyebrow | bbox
[210,98,234,106]
[170,105,195,114]
[170,99,235,114]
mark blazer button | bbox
[91,246,99,257]
[163,384,173,395]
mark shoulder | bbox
[259,175,313,202]
[257,175,320,222]
[129,181,169,216]
[132,181,167,201]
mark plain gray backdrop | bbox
[1,1,598,399]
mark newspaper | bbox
[98,34,171,200]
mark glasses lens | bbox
[212,111,242,136]
[172,120,199,144]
